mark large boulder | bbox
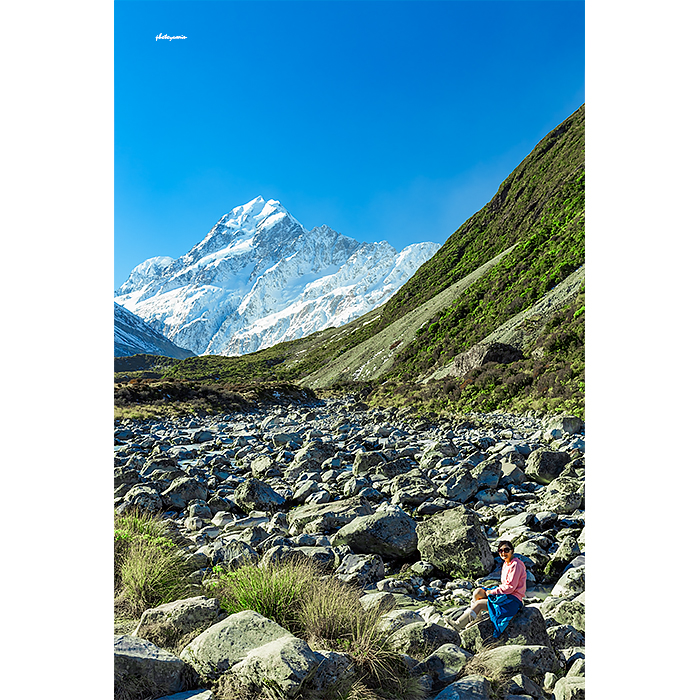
[335,553,385,587]
[472,644,561,684]
[287,495,374,536]
[222,635,320,699]
[198,539,259,570]
[454,343,523,374]
[162,477,208,512]
[416,507,494,578]
[525,451,571,485]
[437,469,479,503]
[233,478,286,514]
[386,621,461,657]
[303,650,355,694]
[331,504,418,559]
[114,634,186,698]
[390,470,436,506]
[554,675,586,699]
[432,675,493,700]
[458,606,551,654]
[552,566,586,598]
[119,484,163,515]
[132,597,226,650]
[539,476,583,514]
[412,644,473,689]
[545,415,585,436]
[180,611,296,681]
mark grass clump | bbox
[114,509,192,619]
[205,558,426,700]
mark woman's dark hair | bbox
[497,540,514,552]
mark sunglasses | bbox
[498,548,512,554]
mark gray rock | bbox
[550,599,585,633]
[332,503,418,559]
[501,463,527,486]
[162,477,208,511]
[547,624,585,651]
[199,539,259,570]
[154,691,213,700]
[539,476,583,515]
[458,606,551,654]
[545,416,584,436]
[180,610,297,681]
[287,495,373,536]
[358,591,396,615]
[233,478,286,514]
[567,657,585,677]
[437,470,479,503]
[114,634,186,698]
[501,673,547,699]
[473,644,561,683]
[553,675,585,699]
[543,536,582,581]
[552,566,585,598]
[304,650,355,693]
[416,507,494,578]
[119,484,163,515]
[472,460,502,490]
[454,342,523,373]
[525,451,571,485]
[377,609,424,634]
[352,450,390,476]
[336,553,385,587]
[412,643,473,688]
[390,469,436,506]
[132,596,225,648]
[387,621,461,657]
[224,635,321,699]
[432,675,493,700]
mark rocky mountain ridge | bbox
[114,302,196,359]
[116,196,439,357]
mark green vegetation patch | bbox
[206,559,427,700]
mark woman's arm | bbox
[488,561,519,596]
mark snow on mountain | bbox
[115,196,440,356]
[114,303,196,358]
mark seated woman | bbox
[449,540,527,637]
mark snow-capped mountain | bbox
[115,196,440,356]
[114,303,196,358]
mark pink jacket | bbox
[487,557,527,601]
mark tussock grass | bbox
[114,510,192,618]
[205,558,427,700]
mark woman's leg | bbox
[451,588,489,629]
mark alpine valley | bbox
[116,105,584,419]
[115,197,440,357]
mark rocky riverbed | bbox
[114,396,585,700]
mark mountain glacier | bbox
[115,196,440,356]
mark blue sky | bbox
[115,0,584,287]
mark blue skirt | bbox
[486,592,523,638]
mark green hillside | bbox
[115,105,585,418]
